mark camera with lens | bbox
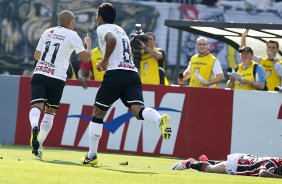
[130,24,149,69]
[130,24,149,49]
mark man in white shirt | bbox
[81,3,171,166]
[29,10,91,158]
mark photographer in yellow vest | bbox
[241,29,282,91]
[178,37,224,88]
[78,47,105,88]
[227,46,266,90]
[137,32,169,85]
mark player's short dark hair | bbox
[266,40,279,49]
[98,3,116,24]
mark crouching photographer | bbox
[130,25,169,85]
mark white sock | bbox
[38,113,54,147]
[87,122,103,159]
[29,107,41,128]
[142,107,161,125]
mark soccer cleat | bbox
[159,114,171,140]
[32,150,43,158]
[81,155,98,166]
[30,126,41,157]
[171,158,196,170]
[171,161,187,170]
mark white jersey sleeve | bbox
[187,61,192,72]
[212,59,223,75]
[36,32,46,52]
[70,32,85,54]
[97,27,110,45]
[97,24,137,72]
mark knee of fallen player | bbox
[190,161,210,172]
[204,165,213,173]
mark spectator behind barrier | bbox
[177,36,224,88]
[130,28,169,85]
[227,46,266,90]
[241,29,282,91]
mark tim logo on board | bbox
[60,86,185,155]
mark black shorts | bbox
[30,74,65,109]
[95,70,144,111]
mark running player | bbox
[81,3,171,166]
[29,10,91,158]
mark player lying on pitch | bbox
[172,153,282,179]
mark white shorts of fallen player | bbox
[225,153,246,175]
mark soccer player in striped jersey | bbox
[172,153,282,179]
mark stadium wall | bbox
[0,76,281,159]
[0,76,20,144]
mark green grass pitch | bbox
[0,145,280,184]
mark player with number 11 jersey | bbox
[28,10,91,158]
[34,26,86,81]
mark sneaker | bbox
[30,126,40,157]
[159,114,171,140]
[171,158,196,170]
[32,150,43,158]
[81,155,98,166]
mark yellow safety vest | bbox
[189,53,216,87]
[90,47,105,81]
[140,48,168,85]
[234,61,256,90]
[258,58,282,91]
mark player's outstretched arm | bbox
[34,50,41,61]
[259,170,282,178]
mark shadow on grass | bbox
[101,168,158,175]
[38,159,82,166]
[37,159,109,169]
[35,158,158,174]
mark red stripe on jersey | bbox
[236,155,282,176]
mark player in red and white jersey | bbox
[235,154,282,176]
[29,10,91,158]
[80,3,171,166]
[172,153,282,179]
